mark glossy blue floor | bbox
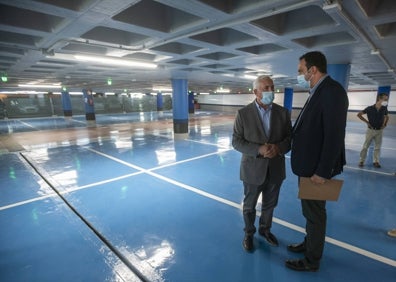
[0,111,395,281]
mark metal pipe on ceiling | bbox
[323,1,394,73]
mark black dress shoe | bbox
[287,242,305,253]
[285,259,319,272]
[373,162,381,168]
[243,235,254,252]
[259,231,279,246]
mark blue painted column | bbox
[283,87,293,113]
[327,64,351,90]
[377,86,391,97]
[171,79,188,134]
[82,89,95,122]
[188,91,195,114]
[61,91,72,117]
[157,92,163,111]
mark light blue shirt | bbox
[255,101,272,136]
[308,74,328,99]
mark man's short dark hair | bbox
[300,51,327,73]
[377,93,389,101]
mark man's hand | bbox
[310,174,326,184]
[258,143,280,158]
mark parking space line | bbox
[87,147,396,268]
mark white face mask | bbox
[381,101,388,107]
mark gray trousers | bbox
[242,177,282,236]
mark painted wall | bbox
[195,90,395,124]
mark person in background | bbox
[357,93,389,168]
[232,75,292,252]
[286,51,349,271]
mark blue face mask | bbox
[297,74,309,88]
[260,91,274,105]
[297,68,312,88]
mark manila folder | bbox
[298,177,344,201]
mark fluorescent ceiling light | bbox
[18,84,62,88]
[243,74,257,80]
[216,88,230,93]
[153,87,172,92]
[47,53,157,68]
[74,55,157,68]
[272,74,288,78]
[322,3,340,10]
[1,90,44,94]
[106,49,132,57]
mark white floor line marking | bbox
[344,165,395,176]
[186,139,232,149]
[71,118,86,124]
[1,148,232,210]
[178,140,396,177]
[18,120,38,130]
[149,149,233,171]
[324,237,396,267]
[66,171,144,192]
[0,194,56,211]
[346,142,396,151]
[86,147,233,172]
[88,148,396,268]
[0,172,142,211]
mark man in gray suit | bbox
[232,75,292,252]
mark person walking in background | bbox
[357,93,389,168]
[286,51,349,271]
[232,75,292,252]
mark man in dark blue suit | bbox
[285,51,349,271]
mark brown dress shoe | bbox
[373,162,381,168]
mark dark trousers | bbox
[301,199,327,267]
[242,178,282,236]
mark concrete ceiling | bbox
[0,0,395,94]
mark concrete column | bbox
[171,79,188,135]
[157,92,163,111]
[82,89,95,126]
[188,91,195,114]
[327,64,351,90]
[377,86,391,97]
[283,87,293,113]
[61,91,72,117]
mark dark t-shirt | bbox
[363,104,388,129]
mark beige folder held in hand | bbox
[298,177,344,201]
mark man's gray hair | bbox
[253,75,272,90]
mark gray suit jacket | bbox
[232,101,292,185]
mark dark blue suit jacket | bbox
[291,76,349,179]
